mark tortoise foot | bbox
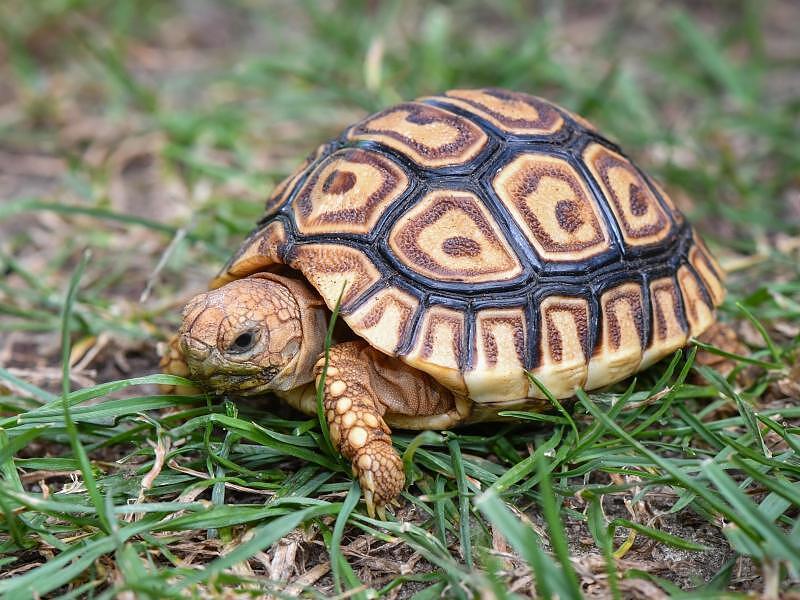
[352,441,405,519]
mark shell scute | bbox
[465,307,529,402]
[263,143,329,219]
[677,265,716,337]
[214,220,288,288]
[585,283,645,389]
[529,296,590,399]
[689,237,725,306]
[437,88,564,136]
[405,305,467,393]
[584,143,674,248]
[346,286,419,356]
[388,190,523,284]
[493,153,613,262]
[287,243,381,310]
[347,102,488,168]
[641,276,688,368]
[293,148,409,236]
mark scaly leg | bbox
[314,341,456,517]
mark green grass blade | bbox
[735,301,783,364]
[702,460,800,567]
[576,390,761,540]
[528,374,579,441]
[586,494,621,600]
[691,339,781,370]
[475,489,578,599]
[448,436,474,570]
[488,428,562,494]
[670,9,754,105]
[330,481,365,596]
[58,249,111,535]
[609,518,709,551]
[0,366,58,404]
[535,452,584,596]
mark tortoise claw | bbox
[364,488,376,519]
[353,441,404,520]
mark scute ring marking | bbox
[435,88,565,135]
[293,148,408,236]
[492,153,612,262]
[388,189,523,284]
[348,102,488,168]
[584,143,673,247]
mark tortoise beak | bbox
[178,328,278,395]
[177,291,225,379]
[177,297,225,382]
[179,336,214,377]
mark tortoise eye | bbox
[228,330,259,354]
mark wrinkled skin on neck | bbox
[178,273,327,395]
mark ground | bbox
[1,1,800,598]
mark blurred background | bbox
[1,2,799,594]
[1,0,797,391]
[2,2,798,380]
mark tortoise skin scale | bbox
[216,88,724,403]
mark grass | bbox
[1,0,799,597]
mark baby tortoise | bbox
[162,88,724,517]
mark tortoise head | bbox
[178,273,327,395]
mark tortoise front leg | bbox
[315,342,403,518]
[314,340,456,517]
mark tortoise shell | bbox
[214,88,724,402]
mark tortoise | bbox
[162,88,725,517]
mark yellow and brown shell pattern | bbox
[215,88,724,403]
